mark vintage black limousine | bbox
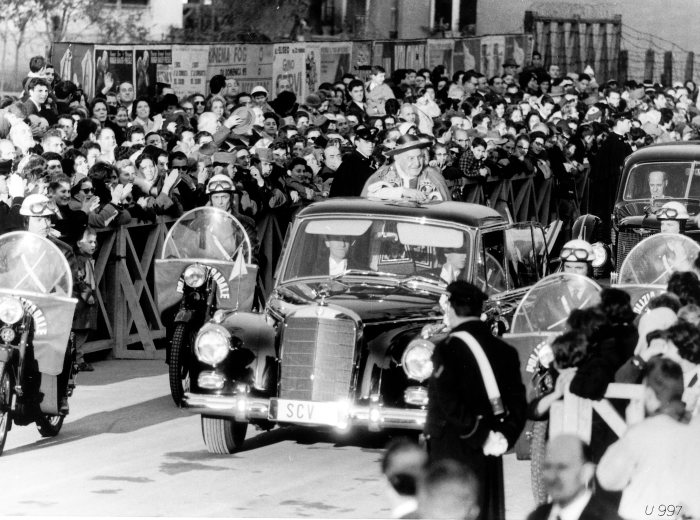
[182,198,550,453]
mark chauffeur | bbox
[425,281,527,520]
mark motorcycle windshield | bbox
[0,231,73,297]
[510,273,602,334]
[618,233,700,287]
[161,207,252,264]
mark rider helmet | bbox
[20,193,54,217]
[560,239,595,263]
[657,201,689,220]
[657,201,688,234]
[206,174,235,195]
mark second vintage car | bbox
[183,199,550,453]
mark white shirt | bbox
[328,257,347,276]
[547,489,592,520]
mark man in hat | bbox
[361,134,450,201]
[425,280,527,520]
[503,58,519,82]
[328,125,377,198]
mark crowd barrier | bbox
[84,173,589,358]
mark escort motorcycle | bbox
[0,231,78,455]
[155,207,255,406]
[503,272,602,503]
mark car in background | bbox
[182,199,550,453]
[613,142,700,270]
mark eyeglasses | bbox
[81,187,94,194]
[560,248,591,262]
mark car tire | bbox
[169,323,190,407]
[201,415,247,454]
[529,419,549,504]
[0,368,11,454]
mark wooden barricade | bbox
[549,383,645,443]
[85,218,175,359]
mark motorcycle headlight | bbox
[194,325,231,366]
[0,297,23,325]
[183,264,207,288]
[591,242,609,268]
[401,338,435,382]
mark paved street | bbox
[0,359,533,519]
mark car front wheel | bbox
[201,415,247,454]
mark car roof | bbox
[625,142,700,166]
[297,198,507,228]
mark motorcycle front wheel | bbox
[0,368,12,455]
[169,323,191,406]
[201,416,248,454]
[36,414,65,437]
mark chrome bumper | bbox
[182,392,426,431]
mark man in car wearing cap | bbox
[425,280,526,520]
[328,125,378,198]
[361,134,450,201]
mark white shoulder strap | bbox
[450,331,505,417]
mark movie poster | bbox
[351,41,373,82]
[480,35,506,79]
[271,43,306,98]
[320,42,352,84]
[427,39,454,73]
[206,44,273,94]
[134,47,172,99]
[94,46,134,97]
[53,43,95,99]
[305,42,323,98]
[171,44,209,98]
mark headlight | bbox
[194,325,231,365]
[401,338,435,382]
[591,242,609,268]
[183,264,207,288]
[0,297,23,325]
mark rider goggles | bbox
[560,247,591,262]
[208,180,234,192]
[657,207,683,219]
[28,201,51,216]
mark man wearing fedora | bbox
[361,134,450,202]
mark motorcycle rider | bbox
[206,174,259,262]
[559,238,594,277]
[19,193,80,413]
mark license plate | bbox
[274,399,339,426]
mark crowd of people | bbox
[3,50,700,519]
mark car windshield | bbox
[623,161,700,201]
[280,216,473,285]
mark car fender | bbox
[218,311,276,390]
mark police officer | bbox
[206,174,259,262]
[425,281,526,520]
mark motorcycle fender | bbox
[174,309,194,323]
[39,374,59,415]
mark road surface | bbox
[0,359,534,518]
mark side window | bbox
[476,230,508,295]
[505,224,548,288]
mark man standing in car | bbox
[425,281,527,520]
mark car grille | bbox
[279,316,357,401]
[616,229,657,269]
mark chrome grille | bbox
[280,316,356,401]
[616,229,656,269]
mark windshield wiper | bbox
[332,269,400,280]
[397,274,446,292]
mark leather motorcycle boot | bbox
[59,396,69,415]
